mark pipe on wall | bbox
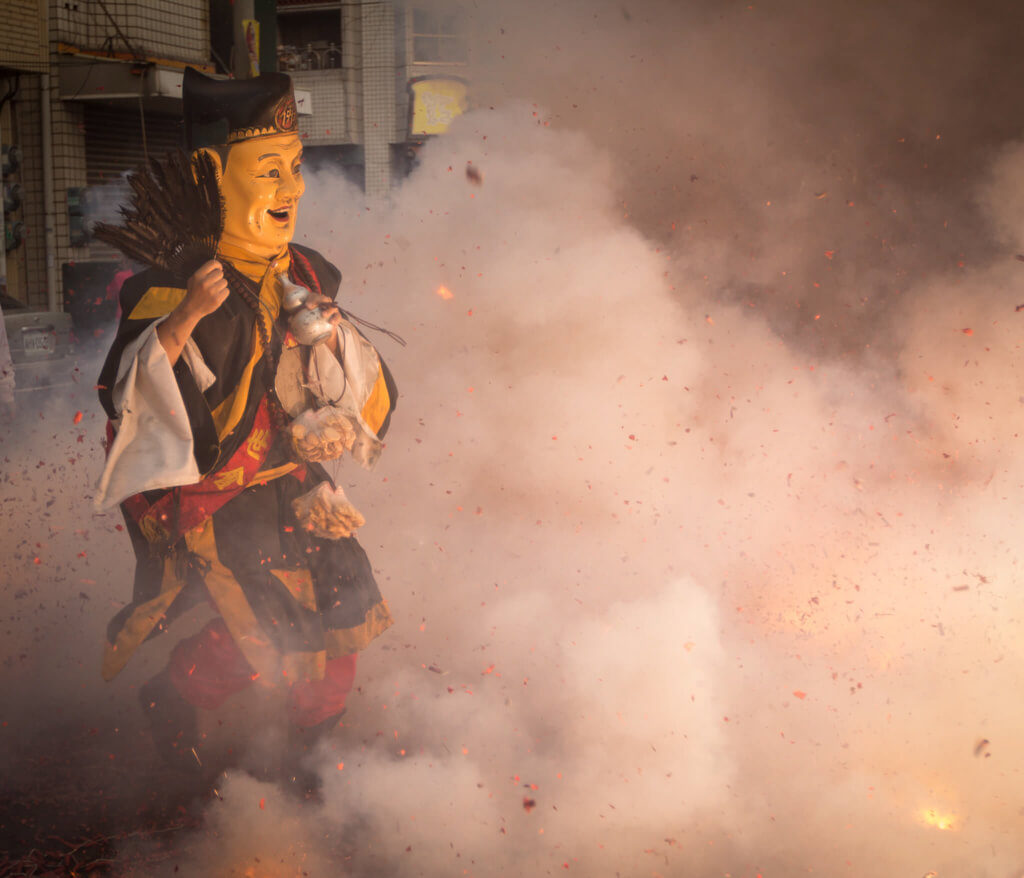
[40,72,57,313]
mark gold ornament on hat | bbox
[227,96,299,143]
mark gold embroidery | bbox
[246,427,271,460]
[214,466,245,490]
[227,124,283,143]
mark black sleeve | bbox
[291,243,342,299]
[96,269,175,418]
[96,268,222,474]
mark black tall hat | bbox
[183,67,299,151]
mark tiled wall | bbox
[4,70,89,309]
[53,1,104,49]
[54,0,208,63]
[6,76,48,307]
[48,72,91,283]
[361,0,396,197]
[126,0,208,62]
[342,0,363,140]
[291,70,351,146]
[0,0,48,73]
[43,0,211,309]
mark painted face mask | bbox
[218,133,305,259]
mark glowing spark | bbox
[921,808,956,831]
[436,285,454,300]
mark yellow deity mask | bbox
[204,133,306,260]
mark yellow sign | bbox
[243,19,260,77]
[409,77,468,136]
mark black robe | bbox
[97,244,397,685]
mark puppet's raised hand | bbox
[158,259,230,365]
[184,259,230,318]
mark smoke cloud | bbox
[3,0,1024,875]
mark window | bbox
[412,6,468,64]
[277,2,343,70]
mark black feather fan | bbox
[93,150,224,279]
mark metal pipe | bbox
[0,76,18,295]
[40,72,57,313]
[0,135,7,293]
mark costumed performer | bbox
[93,68,398,791]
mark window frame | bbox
[409,5,469,65]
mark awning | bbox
[58,55,189,114]
[58,50,312,116]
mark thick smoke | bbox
[284,95,1023,875]
[3,0,1024,875]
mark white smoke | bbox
[4,1,1024,875]
[127,97,1024,875]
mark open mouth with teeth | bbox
[267,206,292,223]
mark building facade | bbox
[0,0,470,317]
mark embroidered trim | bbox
[123,396,281,548]
[227,125,285,143]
